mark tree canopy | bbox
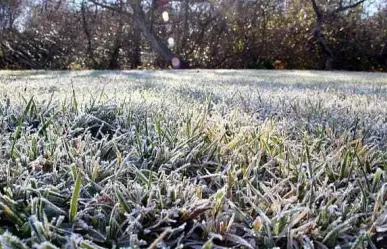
[0,0,386,70]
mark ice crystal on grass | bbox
[0,70,387,248]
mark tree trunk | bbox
[310,0,334,70]
[149,0,156,33]
[108,18,123,69]
[313,21,334,70]
[131,26,141,69]
[89,0,188,68]
[180,0,189,52]
[130,0,142,69]
[81,2,98,68]
[380,41,387,67]
[133,11,188,68]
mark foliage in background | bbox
[0,0,386,71]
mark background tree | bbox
[309,0,367,69]
[0,0,385,71]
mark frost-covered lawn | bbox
[0,70,387,248]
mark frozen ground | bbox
[0,70,387,248]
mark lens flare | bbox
[162,11,169,22]
[168,37,175,47]
[172,57,180,68]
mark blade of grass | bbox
[69,169,82,223]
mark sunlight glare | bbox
[162,11,169,22]
[172,57,180,68]
[168,37,175,47]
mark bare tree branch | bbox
[332,0,366,14]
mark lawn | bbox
[0,70,387,249]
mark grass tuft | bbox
[0,70,387,248]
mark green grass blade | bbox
[69,170,82,223]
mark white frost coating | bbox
[1,70,387,148]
